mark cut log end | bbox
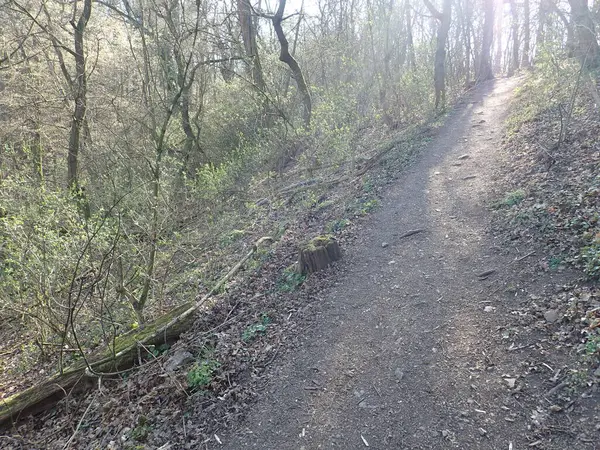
[298,235,341,275]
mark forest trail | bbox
[218,77,537,449]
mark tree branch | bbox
[423,0,443,20]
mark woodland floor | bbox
[2,76,600,449]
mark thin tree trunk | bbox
[494,0,502,73]
[509,0,519,75]
[464,0,473,85]
[479,0,494,81]
[535,0,548,55]
[67,0,92,190]
[238,0,266,90]
[283,5,304,98]
[568,0,600,66]
[406,0,417,70]
[548,1,575,57]
[271,0,312,127]
[522,0,531,67]
[424,0,452,109]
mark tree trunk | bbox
[522,0,531,67]
[461,0,473,85]
[478,0,494,81]
[424,0,452,109]
[509,0,519,75]
[568,0,600,66]
[548,1,575,57]
[271,0,312,127]
[298,235,341,274]
[535,0,548,54]
[238,0,266,90]
[67,0,92,191]
[405,0,417,71]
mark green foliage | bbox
[501,189,526,207]
[325,218,350,233]
[0,178,121,345]
[362,179,375,193]
[146,343,170,359]
[548,255,564,270]
[507,50,581,133]
[584,334,600,356]
[277,267,306,292]
[187,358,220,391]
[581,239,600,279]
[131,416,152,442]
[298,83,361,171]
[347,197,380,216]
[219,229,246,248]
[242,314,271,342]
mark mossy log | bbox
[298,235,341,274]
[0,237,273,427]
[0,301,195,426]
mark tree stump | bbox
[298,235,341,275]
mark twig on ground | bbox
[546,381,568,398]
[62,394,97,450]
[516,251,535,262]
[398,229,426,239]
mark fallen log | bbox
[0,237,273,426]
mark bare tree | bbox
[424,0,452,109]
[568,0,600,66]
[522,0,531,67]
[478,0,494,81]
[262,0,312,127]
[508,0,519,75]
[67,0,92,191]
[546,0,575,57]
[405,0,417,71]
[238,0,266,90]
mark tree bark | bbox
[238,0,266,90]
[535,0,548,54]
[568,0,600,66]
[547,1,575,57]
[67,0,92,191]
[271,0,312,127]
[522,0,531,67]
[478,0,494,81]
[424,0,452,109]
[405,0,417,71]
[509,0,519,75]
[459,0,474,85]
[298,236,341,274]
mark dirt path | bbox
[215,78,565,449]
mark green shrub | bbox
[187,358,220,391]
[131,416,152,442]
[242,314,271,341]
[502,189,526,207]
[276,267,306,292]
[581,240,600,279]
[326,218,350,233]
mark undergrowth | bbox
[495,56,600,383]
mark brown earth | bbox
[216,77,598,450]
